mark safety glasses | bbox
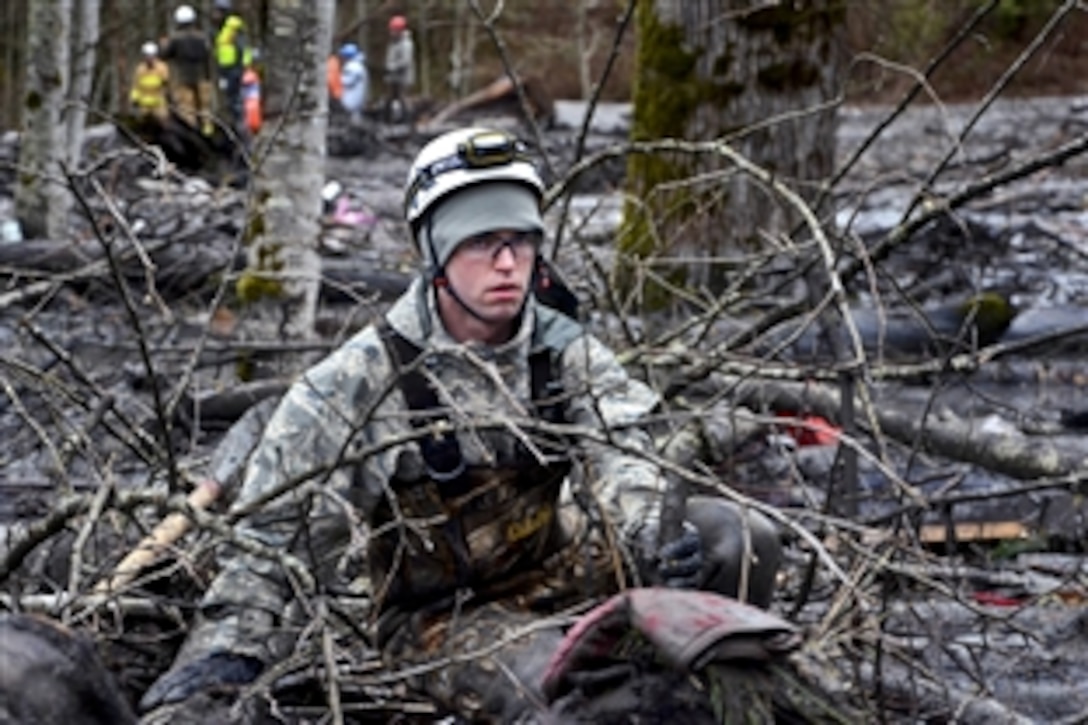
[456,229,542,263]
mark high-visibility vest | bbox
[130,59,170,109]
[327,55,342,100]
[242,67,262,133]
[215,15,251,69]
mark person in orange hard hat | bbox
[383,14,415,122]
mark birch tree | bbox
[619,0,844,305]
[66,0,100,167]
[14,0,73,240]
[239,0,334,340]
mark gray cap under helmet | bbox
[422,182,544,269]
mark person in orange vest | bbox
[241,63,262,135]
[327,53,343,108]
[129,42,171,126]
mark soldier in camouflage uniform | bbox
[140,128,782,723]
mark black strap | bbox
[378,320,569,591]
[379,321,566,494]
[380,320,564,422]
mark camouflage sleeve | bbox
[561,333,666,541]
[180,328,388,664]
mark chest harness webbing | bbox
[375,321,570,602]
[379,321,567,485]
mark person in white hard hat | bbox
[138,128,781,722]
[160,4,214,135]
[129,41,170,125]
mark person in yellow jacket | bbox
[211,0,251,130]
[130,42,171,126]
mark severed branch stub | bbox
[91,478,221,595]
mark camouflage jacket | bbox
[178,280,666,664]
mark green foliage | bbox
[867,0,1065,66]
[988,534,1049,561]
[235,351,256,383]
[235,269,284,304]
[988,0,1064,39]
[876,1,956,66]
[960,291,1017,345]
[235,234,286,305]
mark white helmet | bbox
[404,128,544,228]
[141,41,158,57]
[174,5,196,24]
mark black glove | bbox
[139,651,263,711]
[636,519,704,589]
[656,520,704,589]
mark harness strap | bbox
[379,320,567,590]
[379,319,566,433]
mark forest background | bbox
[1,0,1087,133]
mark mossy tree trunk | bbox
[241,0,333,340]
[14,0,73,241]
[619,0,844,310]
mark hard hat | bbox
[141,41,158,57]
[174,5,196,24]
[404,128,544,228]
[338,43,360,59]
[322,180,343,204]
[389,15,407,32]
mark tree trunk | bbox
[15,0,73,241]
[66,0,99,167]
[240,0,333,340]
[619,0,844,306]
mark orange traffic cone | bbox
[242,67,262,134]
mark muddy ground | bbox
[1,94,1087,722]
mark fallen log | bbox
[725,375,1088,481]
[0,238,413,308]
[421,74,555,129]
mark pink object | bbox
[333,196,377,228]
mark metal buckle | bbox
[420,434,466,484]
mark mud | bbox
[1,94,1087,722]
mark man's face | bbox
[443,229,539,323]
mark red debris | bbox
[776,412,841,447]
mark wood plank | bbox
[919,520,1029,544]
